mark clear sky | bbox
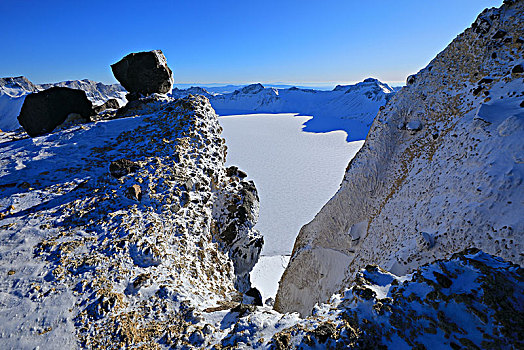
[1,0,502,86]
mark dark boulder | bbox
[512,63,523,74]
[93,98,120,114]
[406,74,416,85]
[245,287,263,306]
[17,87,93,137]
[111,50,173,99]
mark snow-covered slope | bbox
[276,0,524,316]
[0,77,126,132]
[0,77,39,131]
[172,78,395,141]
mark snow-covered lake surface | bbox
[218,113,364,300]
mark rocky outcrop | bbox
[212,170,264,292]
[111,50,174,101]
[17,86,93,137]
[0,94,262,348]
[275,1,524,316]
[93,98,120,114]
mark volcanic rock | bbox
[111,50,173,100]
[126,184,142,201]
[109,159,140,178]
[93,98,120,114]
[17,87,93,137]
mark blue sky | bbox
[1,0,502,86]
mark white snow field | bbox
[218,113,363,299]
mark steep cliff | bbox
[276,1,524,316]
[0,94,262,348]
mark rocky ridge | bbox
[275,0,524,316]
[0,93,262,348]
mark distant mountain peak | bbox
[237,83,265,94]
[333,78,394,95]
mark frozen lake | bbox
[218,113,364,299]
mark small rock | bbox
[201,324,213,335]
[132,273,150,289]
[226,166,247,179]
[188,330,205,345]
[473,86,483,95]
[93,98,120,113]
[109,159,140,178]
[313,322,337,344]
[433,271,452,288]
[353,286,376,300]
[245,287,263,306]
[126,184,142,201]
[471,16,491,35]
[492,29,506,39]
[230,303,255,317]
[406,74,416,85]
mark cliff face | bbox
[0,95,262,348]
[276,1,524,316]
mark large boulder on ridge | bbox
[111,50,173,100]
[17,87,93,137]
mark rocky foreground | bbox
[0,94,264,348]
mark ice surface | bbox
[219,113,363,256]
[250,255,290,301]
[218,113,363,297]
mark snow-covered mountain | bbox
[172,78,396,141]
[276,0,524,317]
[0,77,40,131]
[1,76,391,140]
[0,77,126,132]
[39,79,127,107]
